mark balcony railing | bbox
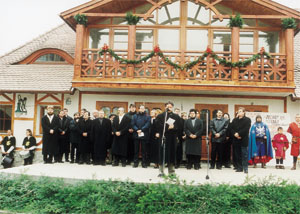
[80,49,287,83]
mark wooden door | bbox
[135,102,165,114]
[96,101,128,117]
[235,105,268,113]
[195,104,229,160]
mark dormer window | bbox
[35,53,66,62]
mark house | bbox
[0,0,300,160]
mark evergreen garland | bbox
[125,12,140,25]
[98,45,271,71]
[74,14,88,26]
[281,18,297,29]
[229,13,244,28]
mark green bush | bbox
[229,13,244,28]
[281,18,297,29]
[0,175,299,214]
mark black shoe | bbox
[78,161,84,165]
[175,164,180,169]
[158,173,165,177]
[244,170,248,174]
[58,161,64,163]
[100,161,106,166]
[235,169,243,172]
[224,165,231,168]
[209,165,215,169]
[142,163,147,168]
[112,161,119,166]
[133,162,138,168]
[216,166,222,170]
[187,164,192,170]
[70,160,74,164]
[122,163,126,167]
[86,161,91,165]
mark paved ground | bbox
[1,162,300,185]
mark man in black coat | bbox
[112,107,131,167]
[210,110,229,170]
[231,107,251,174]
[56,110,70,163]
[41,105,59,164]
[156,101,181,175]
[184,109,203,170]
[125,104,136,165]
[69,112,81,163]
[78,111,92,164]
[91,110,112,165]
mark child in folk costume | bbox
[21,129,37,165]
[272,127,289,169]
[0,130,16,168]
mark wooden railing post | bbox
[128,25,136,78]
[285,28,294,84]
[74,24,85,79]
[231,27,240,81]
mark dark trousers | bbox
[187,154,201,167]
[176,140,183,166]
[24,154,34,165]
[211,142,224,167]
[241,146,248,171]
[70,143,80,162]
[79,153,90,164]
[223,139,232,166]
[233,143,242,170]
[43,154,53,163]
[114,155,126,164]
[134,139,147,164]
[127,135,134,163]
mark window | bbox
[187,1,210,26]
[259,31,279,53]
[114,29,129,50]
[158,1,180,25]
[187,30,208,51]
[89,28,109,49]
[96,101,128,117]
[235,105,269,113]
[136,30,154,50]
[35,54,65,62]
[240,32,254,52]
[158,29,179,50]
[0,105,12,133]
[213,31,231,52]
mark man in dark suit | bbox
[56,109,70,163]
[184,109,203,170]
[231,107,251,174]
[210,109,229,170]
[156,101,181,175]
[91,110,112,165]
[41,105,59,164]
[112,107,131,167]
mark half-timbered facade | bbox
[1,0,300,161]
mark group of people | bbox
[1,103,300,176]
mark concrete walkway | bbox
[1,162,300,185]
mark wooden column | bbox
[74,24,85,79]
[231,27,240,81]
[128,25,136,78]
[285,28,294,84]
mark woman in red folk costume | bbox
[287,114,300,170]
[272,127,289,169]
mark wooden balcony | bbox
[72,49,295,95]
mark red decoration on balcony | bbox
[154,45,161,54]
[206,46,213,54]
[102,44,109,51]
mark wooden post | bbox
[74,24,85,79]
[128,25,136,78]
[231,27,240,81]
[285,28,294,84]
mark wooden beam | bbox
[74,24,85,79]
[82,13,154,18]
[213,15,290,19]
[231,27,240,81]
[285,28,294,84]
